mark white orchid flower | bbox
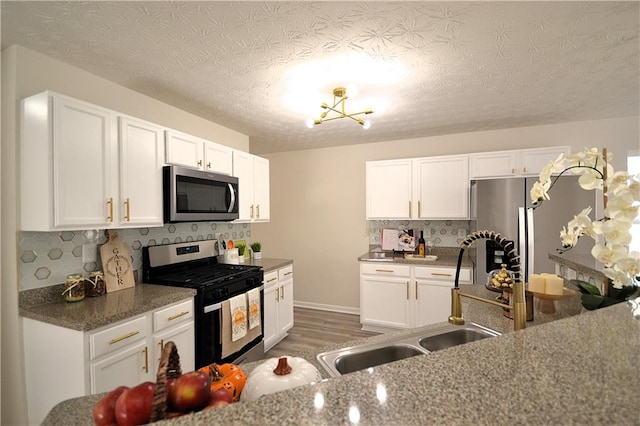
[591,243,628,267]
[603,266,634,288]
[599,219,633,246]
[533,147,638,290]
[578,169,604,190]
[530,180,551,203]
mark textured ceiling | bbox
[2,1,639,154]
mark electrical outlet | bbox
[82,244,98,263]
[457,229,467,238]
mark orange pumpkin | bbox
[198,363,247,401]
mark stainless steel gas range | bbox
[143,240,264,369]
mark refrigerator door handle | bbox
[518,207,527,278]
[526,207,535,278]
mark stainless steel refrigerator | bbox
[471,176,596,285]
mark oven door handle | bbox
[204,303,222,314]
[202,285,264,314]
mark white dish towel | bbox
[229,293,248,342]
[247,288,261,330]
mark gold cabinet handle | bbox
[409,200,412,217]
[431,272,453,277]
[275,287,279,302]
[107,197,114,222]
[157,339,164,363]
[207,162,211,169]
[415,281,418,299]
[124,198,130,222]
[512,168,515,174]
[109,330,139,345]
[284,271,293,276]
[197,160,203,167]
[375,269,394,273]
[256,204,260,219]
[523,166,527,173]
[266,277,277,283]
[250,205,254,219]
[142,346,148,373]
[280,286,284,299]
[406,282,410,300]
[418,200,421,218]
[168,311,189,321]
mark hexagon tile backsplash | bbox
[18,222,251,291]
[368,220,470,248]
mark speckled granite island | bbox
[43,281,639,425]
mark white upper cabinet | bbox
[20,91,165,231]
[21,92,114,230]
[366,160,413,219]
[415,155,469,219]
[233,151,270,222]
[470,146,570,179]
[118,117,165,227]
[165,129,233,175]
[366,156,469,220]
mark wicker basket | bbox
[150,341,182,422]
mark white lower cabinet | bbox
[22,298,194,425]
[263,264,294,352]
[360,263,412,330]
[360,262,472,332]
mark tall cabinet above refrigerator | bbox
[471,176,597,285]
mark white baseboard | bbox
[293,300,360,316]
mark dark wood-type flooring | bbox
[264,307,379,358]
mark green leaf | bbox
[571,280,601,296]
[581,294,605,310]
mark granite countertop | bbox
[358,247,474,268]
[19,284,197,331]
[44,284,640,425]
[18,258,291,331]
[244,257,293,272]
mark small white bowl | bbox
[425,255,438,261]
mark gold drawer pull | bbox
[284,271,293,276]
[207,162,212,169]
[375,269,394,273]
[124,198,130,222]
[197,160,203,167]
[431,272,453,277]
[107,197,114,222]
[267,277,277,283]
[142,346,148,373]
[168,311,189,321]
[109,330,139,345]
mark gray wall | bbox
[252,117,640,313]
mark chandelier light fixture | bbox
[307,87,373,129]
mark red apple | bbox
[114,381,155,426]
[93,385,128,426]
[207,388,233,407]
[169,370,212,413]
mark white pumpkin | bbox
[241,356,322,401]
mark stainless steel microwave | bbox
[163,166,239,222]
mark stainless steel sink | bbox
[419,328,494,352]
[317,323,500,377]
[333,344,426,375]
